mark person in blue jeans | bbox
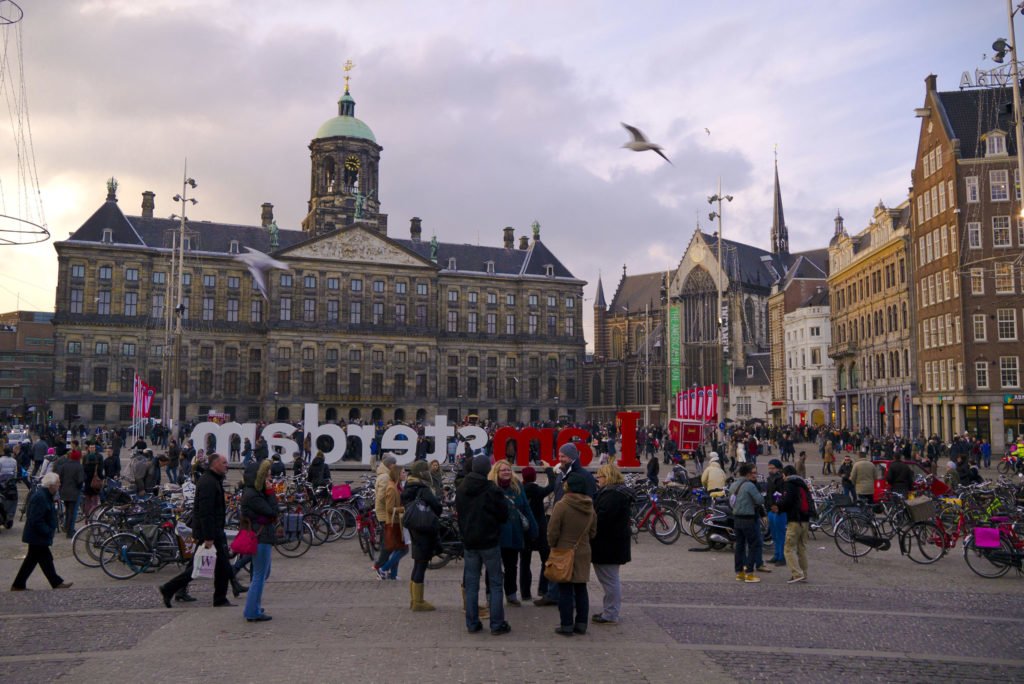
[980,438,991,469]
[239,460,278,622]
[455,455,511,635]
[728,463,764,582]
[764,459,787,566]
[376,463,409,580]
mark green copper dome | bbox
[314,91,376,142]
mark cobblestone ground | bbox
[1,447,1020,683]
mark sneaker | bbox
[533,596,557,606]
[506,594,521,606]
[490,622,512,636]
[771,559,787,566]
[735,573,747,581]
[787,575,807,584]
[467,622,483,634]
[591,615,618,625]
[54,582,73,589]
[755,565,772,573]
[372,566,386,580]
[743,573,761,583]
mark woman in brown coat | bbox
[546,472,596,637]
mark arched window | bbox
[611,328,624,359]
[901,302,908,329]
[324,157,336,193]
[850,361,858,388]
[838,364,846,390]
[635,326,645,351]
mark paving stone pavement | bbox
[1,455,1021,683]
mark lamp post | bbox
[992,2,1024,223]
[708,180,734,441]
[273,391,279,421]
[168,168,198,437]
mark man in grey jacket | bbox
[728,463,764,583]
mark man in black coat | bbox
[11,472,72,590]
[455,455,510,635]
[159,452,234,608]
[886,452,914,497]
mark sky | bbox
[0,0,1013,347]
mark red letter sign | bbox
[616,411,641,467]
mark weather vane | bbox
[343,59,355,92]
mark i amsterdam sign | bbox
[189,403,644,468]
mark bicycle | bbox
[630,489,681,545]
[97,520,184,579]
[963,517,1024,578]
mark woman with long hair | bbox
[488,460,537,606]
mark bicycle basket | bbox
[906,496,936,523]
[138,524,162,546]
[828,493,853,506]
[973,527,1001,548]
[283,512,304,535]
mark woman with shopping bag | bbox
[376,463,407,580]
[239,459,278,622]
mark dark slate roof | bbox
[594,276,607,308]
[608,271,663,313]
[733,353,771,387]
[700,233,778,291]
[799,288,830,308]
[935,86,1017,159]
[70,200,145,245]
[64,198,579,279]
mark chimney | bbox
[261,202,274,228]
[410,216,422,242]
[141,191,155,219]
[519,235,530,250]
[925,73,937,92]
[503,226,515,249]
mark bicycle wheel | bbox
[275,521,313,558]
[304,512,329,546]
[99,533,152,579]
[358,523,372,555]
[689,511,712,546]
[902,521,947,565]
[997,461,1010,475]
[833,516,875,558]
[649,507,681,545]
[72,523,115,568]
[963,534,1014,578]
[320,507,346,543]
[335,505,358,540]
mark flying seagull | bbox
[621,122,672,165]
[234,246,291,300]
[704,127,711,136]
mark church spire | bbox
[594,274,607,310]
[770,150,789,255]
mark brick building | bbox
[0,311,55,425]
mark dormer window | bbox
[544,264,554,277]
[747,365,754,378]
[485,260,494,274]
[229,240,239,254]
[448,257,457,270]
[986,131,1007,157]
[101,228,113,244]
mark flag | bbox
[131,374,141,418]
[697,388,705,421]
[706,384,717,421]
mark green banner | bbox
[669,306,681,397]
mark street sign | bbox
[718,422,725,430]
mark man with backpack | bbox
[774,464,814,584]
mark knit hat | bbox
[409,460,429,480]
[521,466,537,483]
[471,455,492,475]
[708,452,719,463]
[566,472,587,494]
[46,447,55,455]
[768,459,783,470]
[558,443,579,461]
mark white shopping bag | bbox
[191,544,217,580]
[402,526,412,546]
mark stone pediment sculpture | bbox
[282,226,430,267]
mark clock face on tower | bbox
[343,155,360,189]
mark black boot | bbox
[231,576,248,597]
[174,589,197,602]
[573,622,588,635]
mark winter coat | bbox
[547,492,597,583]
[728,478,764,517]
[777,475,813,523]
[850,458,875,496]
[887,460,914,495]
[552,460,597,503]
[701,461,727,492]
[400,478,442,562]
[307,455,329,487]
[240,462,279,545]
[524,470,556,551]
[591,484,632,565]
[82,451,104,495]
[192,470,227,543]
[381,480,403,526]
[22,485,58,546]
[496,483,537,550]
[55,458,84,502]
[795,453,807,479]
[374,462,392,521]
[455,472,509,550]
[103,454,121,480]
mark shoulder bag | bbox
[544,525,587,583]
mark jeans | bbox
[243,543,272,619]
[767,511,787,562]
[557,582,589,628]
[463,545,505,631]
[784,521,809,579]
[12,544,64,589]
[733,518,760,573]
[63,498,78,537]
[500,547,522,598]
[166,466,178,485]
[379,547,407,579]
[592,563,621,621]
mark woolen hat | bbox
[558,443,579,461]
[521,466,537,483]
[566,472,587,494]
[471,455,492,475]
[409,460,429,480]
[768,459,783,470]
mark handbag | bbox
[230,520,259,556]
[384,522,407,551]
[543,526,587,583]
[402,495,439,534]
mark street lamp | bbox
[707,180,734,439]
[168,168,198,438]
[992,1,1024,222]
[273,391,279,421]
